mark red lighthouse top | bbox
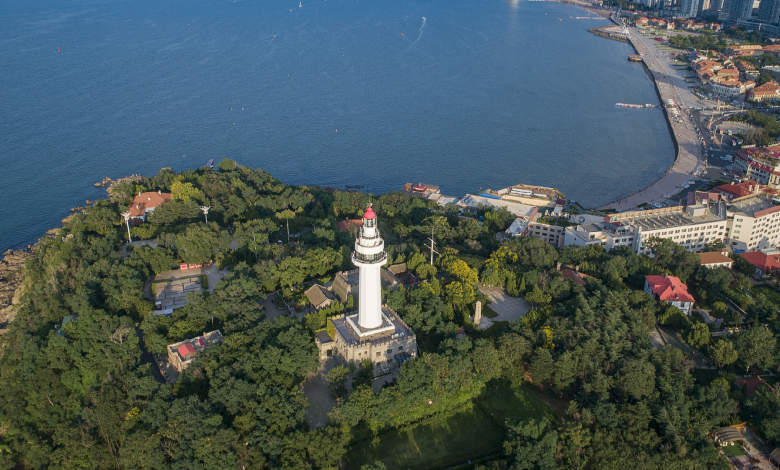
[363,202,377,220]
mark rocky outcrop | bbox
[0,249,30,328]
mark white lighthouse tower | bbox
[352,202,386,330]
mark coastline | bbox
[596,28,705,210]
[551,0,697,211]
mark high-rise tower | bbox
[352,202,386,329]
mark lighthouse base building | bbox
[315,203,418,365]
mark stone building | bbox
[167,330,223,373]
[315,203,417,365]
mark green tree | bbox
[617,359,656,401]
[504,418,558,470]
[175,222,232,264]
[711,302,729,319]
[736,325,777,373]
[328,365,350,397]
[217,158,238,171]
[531,347,554,384]
[685,322,712,350]
[709,339,739,369]
[171,180,204,202]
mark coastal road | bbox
[599,28,708,211]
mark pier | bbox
[598,27,707,211]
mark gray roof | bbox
[713,427,745,443]
[305,284,335,309]
[388,263,407,275]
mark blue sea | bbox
[0,0,674,251]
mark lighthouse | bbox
[313,201,418,365]
[352,202,386,330]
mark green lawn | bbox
[482,305,499,318]
[343,408,504,470]
[343,380,555,470]
[720,443,746,458]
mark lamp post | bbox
[121,211,132,243]
[200,206,210,224]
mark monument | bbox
[315,203,418,365]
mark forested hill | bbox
[0,159,776,469]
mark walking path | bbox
[599,28,708,211]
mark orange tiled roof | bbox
[127,192,172,218]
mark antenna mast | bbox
[427,227,440,266]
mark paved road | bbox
[599,29,709,211]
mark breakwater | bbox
[589,25,628,43]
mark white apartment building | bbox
[725,195,780,251]
[563,204,729,255]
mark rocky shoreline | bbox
[0,249,30,330]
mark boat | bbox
[422,16,426,20]
[58,47,61,53]
[299,1,302,6]
[206,159,214,168]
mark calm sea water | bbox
[0,0,674,251]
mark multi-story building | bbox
[505,216,567,248]
[759,0,780,24]
[709,79,756,98]
[563,204,729,255]
[725,195,780,251]
[681,0,701,17]
[713,180,768,201]
[734,149,780,188]
[748,81,780,103]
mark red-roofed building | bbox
[560,269,591,286]
[177,343,196,360]
[167,330,224,375]
[127,191,172,222]
[644,274,695,314]
[713,181,764,201]
[336,219,363,234]
[739,251,780,277]
[735,375,776,396]
[698,251,733,269]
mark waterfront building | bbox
[734,149,780,188]
[126,191,172,222]
[401,183,440,198]
[315,204,418,364]
[167,330,223,373]
[644,274,695,315]
[505,216,567,248]
[713,180,770,201]
[564,204,729,255]
[725,195,780,251]
[456,193,539,219]
[708,78,755,98]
